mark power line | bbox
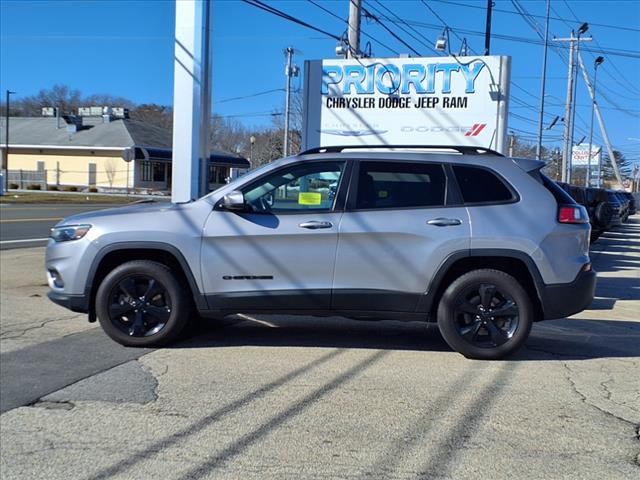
[418,0,478,55]
[216,111,283,119]
[240,0,341,41]
[560,0,640,97]
[361,7,422,56]
[213,89,284,104]
[369,1,441,55]
[432,0,640,33]
[306,0,400,55]
[373,15,640,59]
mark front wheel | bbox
[95,260,190,347]
[437,269,533,360]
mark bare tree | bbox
[16,84,84,116]
[104,158,118,188]
[210,114,249,154]
[129,104,173,130]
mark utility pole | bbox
[535,0,550,161]
[554,28,591,183]
[569,24,590,180]
[484,0,493,55]
[348,0,361,58]
[560,36,574,183]
[577,52,623,187]
[283,47,299,157]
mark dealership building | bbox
[0,108,249,192]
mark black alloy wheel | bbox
[437,269,533,359]
[452,283,519,349]
[96,260,190,347]
[107,275,172,337]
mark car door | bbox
[332,159,471,312]
[201,159,350,311]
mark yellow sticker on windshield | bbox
[298,192,322,205]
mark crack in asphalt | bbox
[0,315,83,339]
[561,361,640,469]
[30,400,75,410]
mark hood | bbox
[56,200,184,226]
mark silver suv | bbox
[46,146,596,359]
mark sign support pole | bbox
[171,0,212,203]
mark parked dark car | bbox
[605,191,623,226]
[585,187,613,240]
[611,191,629,222]
[556,182,622,239]
[621,192,636,215]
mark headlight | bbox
[50,224,92,242]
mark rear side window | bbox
[355,161,446,209]
[542,175,576,205]
[452,165,515,204]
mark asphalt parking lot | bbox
[0,218,638,479]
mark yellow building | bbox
[0,111,248,193]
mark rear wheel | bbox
[437,269,533,360]
[96,260,190,347]
[594,202,612,229]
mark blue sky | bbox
[1,0,639,162]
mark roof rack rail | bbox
[299,145,504,156]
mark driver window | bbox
[242,161,344,213]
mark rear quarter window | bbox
[542,175,576,205]
[452,165,515,204]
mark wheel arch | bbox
[419,249,545,321]
[86,242,206,321]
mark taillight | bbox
[558,205,588,224]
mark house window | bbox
[141,161,152,181]
[153,162,165,182]
[141,161,166,182]
[208,165,228,184]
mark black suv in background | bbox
[621,192,637,215]
[558,183,613,240]
[555,182,637,241]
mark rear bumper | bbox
[47,290,89,314]
[539,267,597,320]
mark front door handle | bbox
[427,218,462,227]
[299,221,333,229]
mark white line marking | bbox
[0,238,49,245]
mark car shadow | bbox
[172,314,640,361]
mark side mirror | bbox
[220,190,245,210]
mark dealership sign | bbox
[571,145,601,166]
[302,56,511,153]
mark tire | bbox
[594,202,612,229]
[95,260,190,347]
[437,269,533,360]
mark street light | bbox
[249,135,256,168]
[587,55,605,187]
[435,27,450,54]
[3,90,16,194]
[546,115,560,130]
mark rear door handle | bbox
[427,218,462,227]
[299,221,333,229]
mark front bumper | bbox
[539,267,597,320]
[47,290,89,314]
